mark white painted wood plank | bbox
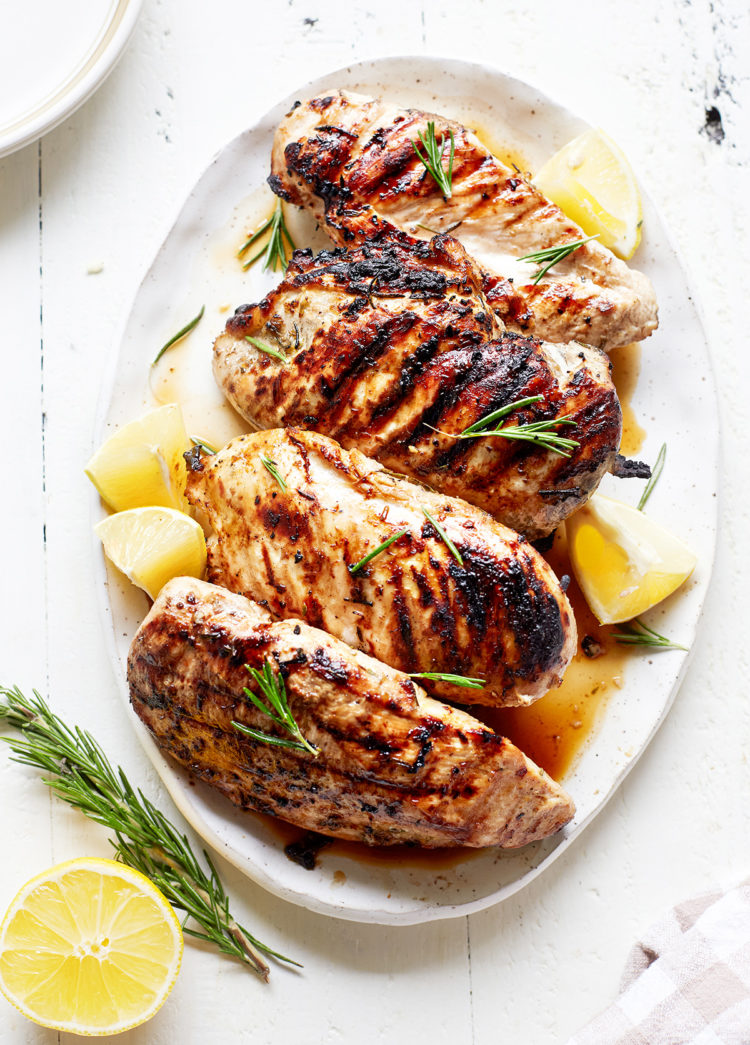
[0,139,58,1045]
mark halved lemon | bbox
[533,128,643,259]
[95,506,206,600]
[0,858,182,1035]
[85,404,189,513]
[566,493,697,624]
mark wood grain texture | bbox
[0,1,747,1042]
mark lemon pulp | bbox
[533,128,643,260]
[95,506,206,600]
[85,404,190,513]
[0,858,182,1035]
[566,493,696,624]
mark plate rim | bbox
[90,53,721,926]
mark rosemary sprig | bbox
[0,685,296,980]
[638,443,667,511]
[460,416,579,456]
[190,435,218,455]
[152,305,205,365]
[245,336,287,363]
[412,121,455,199]
[612,618,687,651]
[519,236,598,284]
[233,661,318,756]
[348,529,409,574]
[408,672,485,689]
[422,507,463,566]
[446,395,580,457]
[238,201,296,272]
[460,395,544,435]
[259,453,287,490]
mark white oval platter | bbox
[0,0,142,160]
[93,55,719,925]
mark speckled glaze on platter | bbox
[92,56,718,925]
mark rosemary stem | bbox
[227,922,270,982]
[0,685,295,978]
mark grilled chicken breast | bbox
[270,91,658,350]
[184,428,576,708]
[128,577,575,847]
[214,229,622,537]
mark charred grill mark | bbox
[367,332,442,426]
[426,567,462,663]
[282,125,357,205]
[285,432,314,483]
[309,646,352,685]
[301,310,417,418]
[295,243,448,299]
[396,345,486,450]
[260,543,278,593]
[412,567,436,609]
[390,572,418,672]
[425,338,553,470]
[494,552,565,678]
[447,556,490,637]
[267,172,292,201]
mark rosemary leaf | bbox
[416,220,463,235]
[152,305,205,366]
[237,214,274,257]
[519,236,598,284]
[190,436,218,455]
[231,723,314,752]
[451,395,579,457]
[461,395,543,436]
[245,336,287,363]
[458,416,580,457]
[234,661,318,756]
[0,685,297,979]
[239,201,296,273]
[348,529,409,574]
[259,453,287,490]
[638,443,667,511]
[422,507,463,566]
[612,618,687,651]
[412,122,455,199]
[408,672,485,689]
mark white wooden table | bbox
[1,2,749,1041]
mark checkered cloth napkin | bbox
[566,879,750,1044]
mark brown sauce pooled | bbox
[610,341,645,455]
[476,528,628,780]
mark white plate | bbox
[0,0,142,159]
[94,56,719,925]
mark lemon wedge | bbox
[95,506,206,600]
[85,404,190,513]
[0,857,182,1035]
[566,493,697,624]
[533,128,643,260]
